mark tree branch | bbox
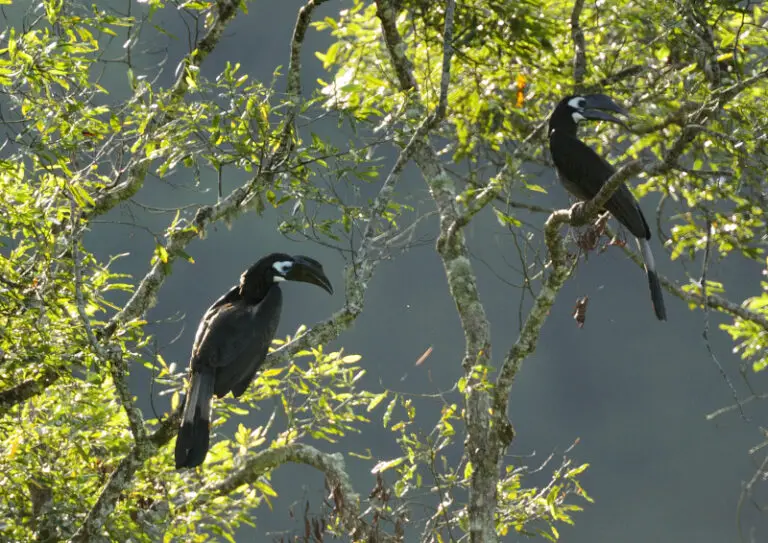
[0,368,59,415]
[375,3,501,541]
[681,1,721,88]
[612,230,768,332]
[70,442,154,542]
[374,0,418,92]
[716,66,768,104]
[104,178,267,336]
[171,0,240,100]
[569,160,643,226]
[644,67,768,176]
[492,163,642,417]
[432,0,456,123]
[628,102,699,135]
[706,393,768,421]
[274,0,331,165]
[186,443,390,540]
[286,0,329,100]
[89,0,241,220]
[570,0,587,91]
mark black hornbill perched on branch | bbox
[174,254,333,469]
[548,94,667,321]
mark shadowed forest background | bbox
[1,0,767,542]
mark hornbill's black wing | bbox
[186,285,239,368]
[549,130,666,320]
[192,286,283,398]
[550,131,650,240]
[175,286,282,468]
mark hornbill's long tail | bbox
[639,238,667,321]
[175,372,214,469]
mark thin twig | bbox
[700,213,746,420]
[611,226,768,332]
[0,368,60,415]
[737,453,768,543]
[706,393,768,421]
[461,119,550,222]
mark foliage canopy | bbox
[1,0,767,541]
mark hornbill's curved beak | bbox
[582,94,629,127]
[287,255,334,294]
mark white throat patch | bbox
[568,97,587,124]
[272,260,293,279]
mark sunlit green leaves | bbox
[313,0,559,160]
[719,258,768,373]
[2,0,767,541]
[372,456,406,474]
[494,208,522,228]
[495,455,590,540]
[364,388,590,540]
[153,337,374,539]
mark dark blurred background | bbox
[74,1,768,541]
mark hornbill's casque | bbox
[548,94,666,321]
[174,253,333,469]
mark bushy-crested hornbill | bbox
[548,94,666,321]
[175,254,333,469]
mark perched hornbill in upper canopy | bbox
[174,253,333,469]
[548,94,666,321]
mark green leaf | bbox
[254,479,278,497]
[341,354,362,363]
[524,182,548,193]
[155,244,169,264]
[367,391,388,412]
[371,456,405,474]
[383,395,398,428]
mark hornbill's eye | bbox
[568,96,586,110]
[272,260,293,276]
